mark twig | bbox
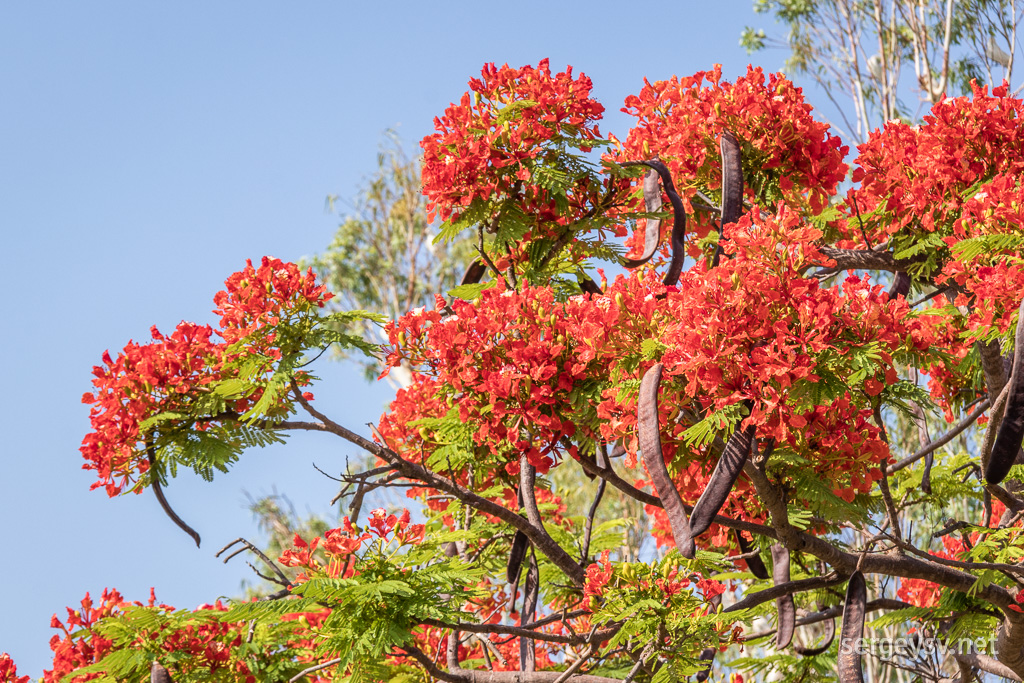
[724,574,845,613]
[288,657,342,682]
[287,382,587,586]
[552,644,596,683]
[580,445,608,563]
[217,537,291,586]
[873,404,903,544]
[909,286,953,308]
[888,399,991,473]
[622,642,656,683]
[882,531,1024,577]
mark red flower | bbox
[421,59,606,235]
[0,654,29,683]
[584,551,613,599]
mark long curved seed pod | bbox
[689,421,755,537]
[793,609,836,657]
[461,260,487,285]
[506,488,528,582]
[887,272,910,300]
[505,532,528,581]
[987,298,1024,484]
[771,544,795,649]
[148,449,200,548]
[634,160,687,287]
[623,166,664,268]
[839,571,867,683]
[734,529,770,580]
[506,531,528,583]
[909,400,933,494]
[713,130,743,268]
[151,662,174,683]
[639,363,696,558]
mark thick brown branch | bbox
[743,459,1018,609]
[814,244,926,278]
[953,649,1022,681]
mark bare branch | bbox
[888,399,991,474]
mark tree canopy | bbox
[9,58,1024,682]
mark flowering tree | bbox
[13,59,1024,682]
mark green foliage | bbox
[70,605,313,682]
[682,402,747,449]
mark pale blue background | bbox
[0,2,814,676]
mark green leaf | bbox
[448,280,496,300]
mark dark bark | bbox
[838,571,866,683]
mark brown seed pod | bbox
[713,130,743,268]
[987,298,1024,485]
[578,277,603,296]
[148,449,200,548]
[839,571,867,683]
[631,160,688,287]
[689,421,754,538]
[733,529,769,580]
[793,608,836,657]
[461,260,487,285]
[506,530,528,583]
[151,662,174,683]
[887,271,911,300]
[639,363,696,558]
[771,544,796,649]
[623,166,664,268]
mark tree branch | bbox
[888,399,991,473]
[400,645,622,683]
[288,385,586,586]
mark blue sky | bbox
[0,2,813,676]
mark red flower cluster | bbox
[381,205,930,543]
[44,589,289,682]
[213,256,334,347]
[939,173,1024,336]
[80,323,221,495]
[45,588,126,682]
[617,64,848,229]
[420,59,605,226]
[81,257,331,495]
[380,286,620,475]
[583,550,613,600]
[604,208,929,521]
[279,509,425,581]
[848,82,1024,244]
[0,654,28,683]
